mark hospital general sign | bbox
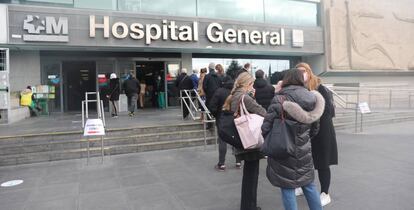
[19,14,304,47]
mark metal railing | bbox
[180,89,217,149]
[326,85,414,132]
[329,86,414,110]
[81,92,105,164]
[325,86,360,133]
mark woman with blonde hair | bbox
[223,72,266,210]
[197,67,208,120]
[295,62,338,206]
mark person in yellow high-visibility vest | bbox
[20,86,39,116]
[20,86,33,106]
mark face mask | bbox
[303,72,309,82]
[158,76,161,80]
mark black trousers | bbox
[318,168,331,194]
[217,135,242,165]
[240,159,260,210]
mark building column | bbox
[181,53,192,72]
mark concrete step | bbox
[334,115,414,130]
[0,137,217,166]
[0,129,215,156]
[333,111,414,124]
[0,122,217,166]
[0,123,205,147]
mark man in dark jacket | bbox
[175,68,194,119]
[253,69,275,110]
[123,73,140,116]
[203,62,222,128]
[235,63,251,79]
[107,73,120,118]
[208,76,241,171]
[203,62,222,107]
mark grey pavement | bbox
[1,121,414,210]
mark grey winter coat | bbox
[230,88,267,161]
[261,85,325,188]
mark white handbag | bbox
[234,95,264,149]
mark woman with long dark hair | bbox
[296,62,338,206]
[262,68,325,210]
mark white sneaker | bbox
[295,188,304,196]
[320,192,331,206]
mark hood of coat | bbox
[279,85,315,111]
[282,90,325,124]
[253,78,268,89]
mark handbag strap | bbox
[234,94,244,117]
[240,95,250,116]
[235,94,250,117]
[276,95,286,120]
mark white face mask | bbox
[158,76,161,80]
[303,72,309,82]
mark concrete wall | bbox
[9,50,40,92]
[302,55,326,75]
[325,0,414,70]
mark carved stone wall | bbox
[327,0,414,70]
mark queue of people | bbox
[194,62,338,210]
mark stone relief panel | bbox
[328,0,414,70]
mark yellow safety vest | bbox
[20,92,33,106]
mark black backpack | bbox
[216,110,244,149]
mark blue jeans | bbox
[281,182,322,210]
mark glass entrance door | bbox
[165,62,181,107]
[63,61,96,111]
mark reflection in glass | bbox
[74,0,116,10]
[118,0,196,16]
[264,0,317,26]
[192,58,290,82]
[198,0,264,22]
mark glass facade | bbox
[192,58,290,80]
[6,0,320,27]
[118,0,196,16]
[74,0,116,10]
[198,0,264,23]
[265,0,318,26]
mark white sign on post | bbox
[358,102,371,114]
[83,119,105,136]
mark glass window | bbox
[118,0,196,17]
[74,0,116,10]
[42,62,62,112]
[0,50,6,71]
[198,0,264,22]
[25,0,73,4]
[192,58,290,81]
[264,0,318,26]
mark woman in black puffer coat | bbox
[261,69,325,210]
